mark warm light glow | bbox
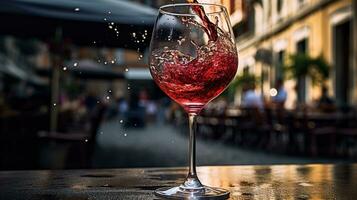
[270,88,278,96]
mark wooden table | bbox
[1,164,356,199]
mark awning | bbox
[0,0,157,48]
[125,68,152,80]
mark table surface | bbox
[1,164,356,200]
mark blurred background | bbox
[0,0,356,170]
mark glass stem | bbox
[181,113,204,190]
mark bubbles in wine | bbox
[150,32,238,113]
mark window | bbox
[298,0,306,7]
[243,66,249,75]
[334,20,352,106]
[276,50,285,79]
[296,38,309,102]
[277,0,283,13]
[297,38,308,54]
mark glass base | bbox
[154,186,230,199]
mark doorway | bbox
[296,38,308,103]
[333,20,351,107]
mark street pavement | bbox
[92,119,338,168]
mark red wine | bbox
[150,36,238,113]
[189,0,218,41]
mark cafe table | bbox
[1,163,356,199]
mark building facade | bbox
[234,0,355,109]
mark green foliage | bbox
[232,73,258,88]
[222,72,258,101]
[285,53,330,85]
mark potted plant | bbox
[224,72,259,103]
[284,53,330,103]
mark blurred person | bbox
[241,83,263,110]
[85,100,108,167]
[126,93,146,128]
[317,85,336,113]
[271,79,287,108]
[167,102,184,126]
[84,91,98,115]
[106,94,119,119]
[59,89,69,106]
[146,100,158,123]
[138,89,149,108]
[138,89,159,124]
[156,97,170,124]
[213,97,228,116]
[117,97,128,119]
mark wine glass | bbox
[149,3,238,199]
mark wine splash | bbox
[187,0,218,41]
[150,34,238,113]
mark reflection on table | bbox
[0,164,356,199]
